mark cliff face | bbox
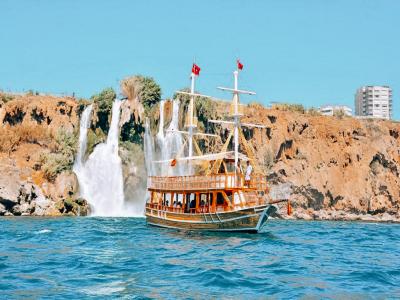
[238,104,400,220]
[0,94,89,216]
[1,92,399,220]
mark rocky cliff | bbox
[1,91,399,221]
[238,103,400,221]
[0,93,89,216]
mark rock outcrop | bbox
[0,93,89,216]
[237,104,400,221]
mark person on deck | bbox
[235,159,243,187]
[245,160,253,187]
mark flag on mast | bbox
[192,63,201,76]
[237,59,243,70]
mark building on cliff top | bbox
[355,86,392,120]
[319,104,353,116]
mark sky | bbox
[0,0,399,119]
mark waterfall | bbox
[154,99,187,176]
[75,104,93,166]
[144,118,154,176]
[74,100,128,217]
[157,100,165,140]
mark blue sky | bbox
[1,0,399,119]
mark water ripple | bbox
[0,218,399,298]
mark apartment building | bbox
[355,86,392,119]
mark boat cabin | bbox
[147,155,268,214]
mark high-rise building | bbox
[355,86,392,119]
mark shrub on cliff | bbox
[307,107,321,116]
[120,117,144,144]
[333,108,346,119]
[85,128,106,158]
[273,103,305,114]
[121,75,161,112]
[174,88,217,132]
[119,76,161,144]
[0,123,50,155]
[138,76,161,110]
[91,88,116,134]
[76,98,91,117]
[41,129,77,181]
[0,92,14,105]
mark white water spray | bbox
[74,100,128,216]
[75,104,93,166]
[144,118,155,176]
[155,99,187,176]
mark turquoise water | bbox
[0,218,399,299]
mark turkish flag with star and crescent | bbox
[192,63,201,76]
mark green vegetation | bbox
[307,107,321,116]
[76,98,91,117]
[333,108,346,119]
[247,101,264,109]
[120,75,161,114]
[91,88,116,134]
[262,148,275,172]
[85,128,106,158]
[119,75,161,144]
[120,119,144,144]
[272,103,305,114]
[40,129,78,181]
[174,88,218,132]
[26,90,39,96]
[0,92,15,104]
[138,76,161,111]
[119,141,145,166]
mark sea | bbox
[0,218,399,299]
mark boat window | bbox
[216,192,224,205]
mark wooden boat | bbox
[145,62,279,233]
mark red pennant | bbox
[237,59,243,70]
[192,63,201,76]
[171,159,177,167]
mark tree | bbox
[120,75,161,111]
[91,88,116,134]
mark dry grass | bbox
[120,76,142,100]
[0,124,51,154]
[272,103,305,114]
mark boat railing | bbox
[148,173,267,191]
[146,203,231,214]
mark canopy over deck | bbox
[152,151,250,164]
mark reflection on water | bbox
[0,217,399,298]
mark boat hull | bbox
[145,205,277,233]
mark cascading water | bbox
[74,100,127,216]
[144,118,155,176]
[155,99,187,176]
[74,104,93,167]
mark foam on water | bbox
[35,229,51,234]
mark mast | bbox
[233,71,239,171]
[188,71,196,162]
[217,63,256,175]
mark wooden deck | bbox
[148,173,267,192]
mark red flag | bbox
[237,59,243,70]
[192,63,201,76]
[171,158,177,167]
